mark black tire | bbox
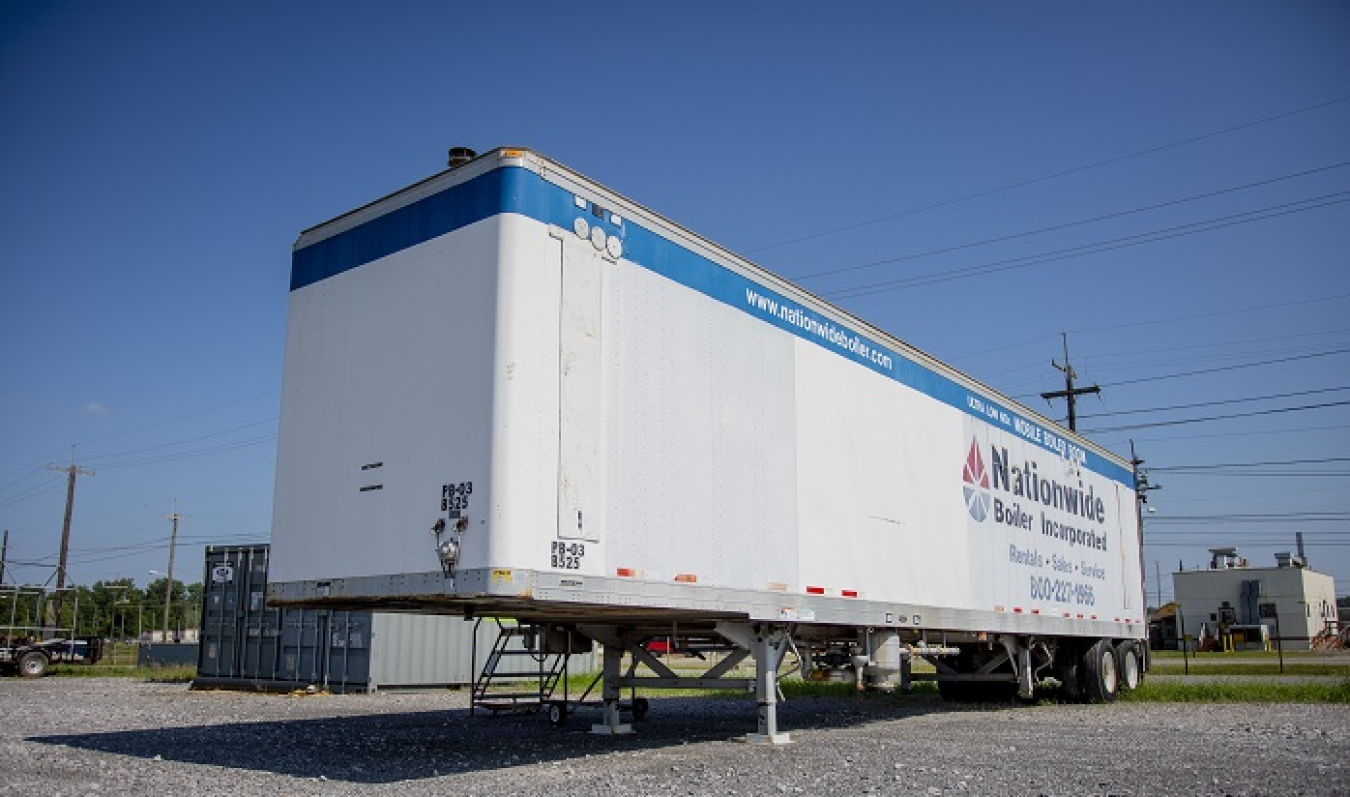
[1082,639,1119,703]
[1115,641,1143,691]
[547,702,566,727]
[17,650,49,678]
[631,697,650,721]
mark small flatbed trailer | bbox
[1,587,105,677]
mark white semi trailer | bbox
[269,147,1147,743]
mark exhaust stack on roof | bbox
[447,146,477,169]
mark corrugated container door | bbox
[325,611,372,691]
[255,604,281,681]
[198,549,228,677]
[280,609,326,686]
[240,548,277,680]
[199,547,248,677]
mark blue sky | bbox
[2,1,1347,603]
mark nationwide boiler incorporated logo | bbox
[963,439,991,521]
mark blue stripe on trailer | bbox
[292,165,1135,486]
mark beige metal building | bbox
[1173,548,1339,651]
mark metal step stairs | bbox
[470,619,571,715]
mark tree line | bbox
[1,578,204,641]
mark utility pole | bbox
[46,455,94,629]
[162,499,180,643]
[1130,440,1162,617]
[1155,560,1165,609]
[1,529,8,585]
[1040,333,1100,431]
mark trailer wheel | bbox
[17,650,49,678]
[631,697,650,721]
[1115,641,1143,691]
[1082,640,1119,703]
[547,702,567,728]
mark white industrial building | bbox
[1173,548,1339,651]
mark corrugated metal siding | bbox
[369,613,480,686]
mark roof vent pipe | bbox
[447,146,477,169]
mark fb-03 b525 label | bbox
[442,481,473,513]
[1030,576,1095,606]
[551,541,586,570]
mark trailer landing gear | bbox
[590,639,634,736]
[578,622,797,743]
[745,626,794,746]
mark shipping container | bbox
[198,545,552,692]
[268,148,1147,740]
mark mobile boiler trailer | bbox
[268,147,1148,743]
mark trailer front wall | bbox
[271,218,502,585]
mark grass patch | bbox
[1147,650,1350,677]
[46,663,197,683]
[1122,678,1350,704]
[1150,650,1329,660]
[140,664,197,683]
[47,664,141,678]
[1148,663,1350,677]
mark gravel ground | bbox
[3,678,1347,796]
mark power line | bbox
[1154,456,1350,471]
[1080,399,1350,437]
[997,340,1349,393]
[92,433,278,469]
[1150,512,1349,521]
[1150,518,1349,525]
[1,392,277,494]
[792,160,1350,282]
[1016,347,1350,398]
[82,418,277,465]
[1076,385,1350,420]
[1161,472,1350,477]
[952,296,1350,364]
[69,389,278,449]
[0,479,65,511]
[1077,328,1350,366]
[1129,422,1350,444]
[1104,348,1350,388]
[826,191,1350,299]
[0,465,48,498]
[747,94,1350,254]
